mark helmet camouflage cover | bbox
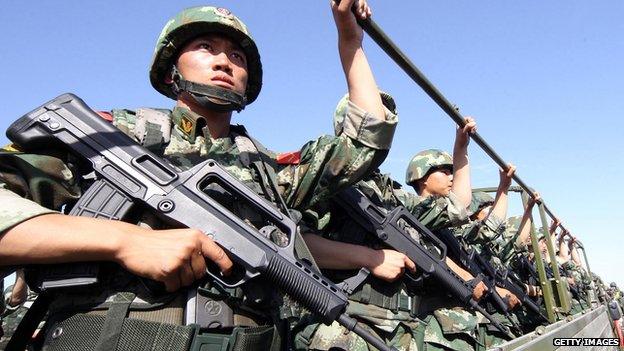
[469,191,495,216]
[405,149,453,185]
[333,91,397,136]
[150,6,262,104]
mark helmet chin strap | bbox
[171,66,247,112]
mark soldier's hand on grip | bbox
[367,249,416,282]
[115,227,233,292]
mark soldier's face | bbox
[176,34,248,97]
[423,168,452,196]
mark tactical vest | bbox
[11,108,307,351]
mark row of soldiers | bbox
[0,2,615,350]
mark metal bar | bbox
[358,16,584,236]
[359,17,534,194]
[537,202,572,313]
[521,191,557,322]
[472,187,569,234]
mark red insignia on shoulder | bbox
[97,111,113,122]
[277,151,301,165]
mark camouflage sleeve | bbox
[338,100,397,150]
[403,191,469,231]
[277,101,397,210]
[0,187,57,234]
[111,109,140,141]
[0,149,79,234]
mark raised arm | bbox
[515,193,539,247]
[488,165,515,221]
[451,117,477,208]
[332,0,384,119]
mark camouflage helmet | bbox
[150,6,262,104]
[537,227,547,240]
[611,282,618,288]
[405,149,453,185]
[469,191,494,216]
[506,216,521,233]
[333,91,397,136]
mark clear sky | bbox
[1,1,622,288]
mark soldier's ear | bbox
[164,68,174,84]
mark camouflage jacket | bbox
[0,99,396,332]
[0,101,397,234]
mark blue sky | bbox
[1,2,622,288]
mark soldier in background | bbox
[289,100,492,350]
[399,120,497,351]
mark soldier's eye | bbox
[199,42,214,52]
[230,51,246,66]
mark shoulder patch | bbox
[276,151,301,165]
[97,111,113,122]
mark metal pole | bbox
[358,17,580,235]
[359,17,535,194]
[538,202,572,313]
[473,187,569,234]
[521,191,557,322]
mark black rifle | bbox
[494,266,550,324]
[334,187,515,339]
[436,228,523,334]
[445,225,549,325]
[6,93,396,351]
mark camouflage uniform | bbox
[0,284,39,350]
[406,151,524,350]
[297,167,472,351]
[292,95,419,351]
[301,146,481,351]
[562,261,590,314]
[0,6,398,351]
[404,151,492,351]
[451,192,505,268]
[445,194,522,347]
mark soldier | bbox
[558,233,589,314]
[289,94,489,351]
[461,166,516,261]
[0,1,398,350]
[441,167,525,345]
[398,121,504,351]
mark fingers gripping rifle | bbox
[6,93,397,351]
[436,227,523,335]
[334,187,515,339]
[454,225,549,324]
[497,267,550,324]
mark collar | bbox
[171,106,204,143]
